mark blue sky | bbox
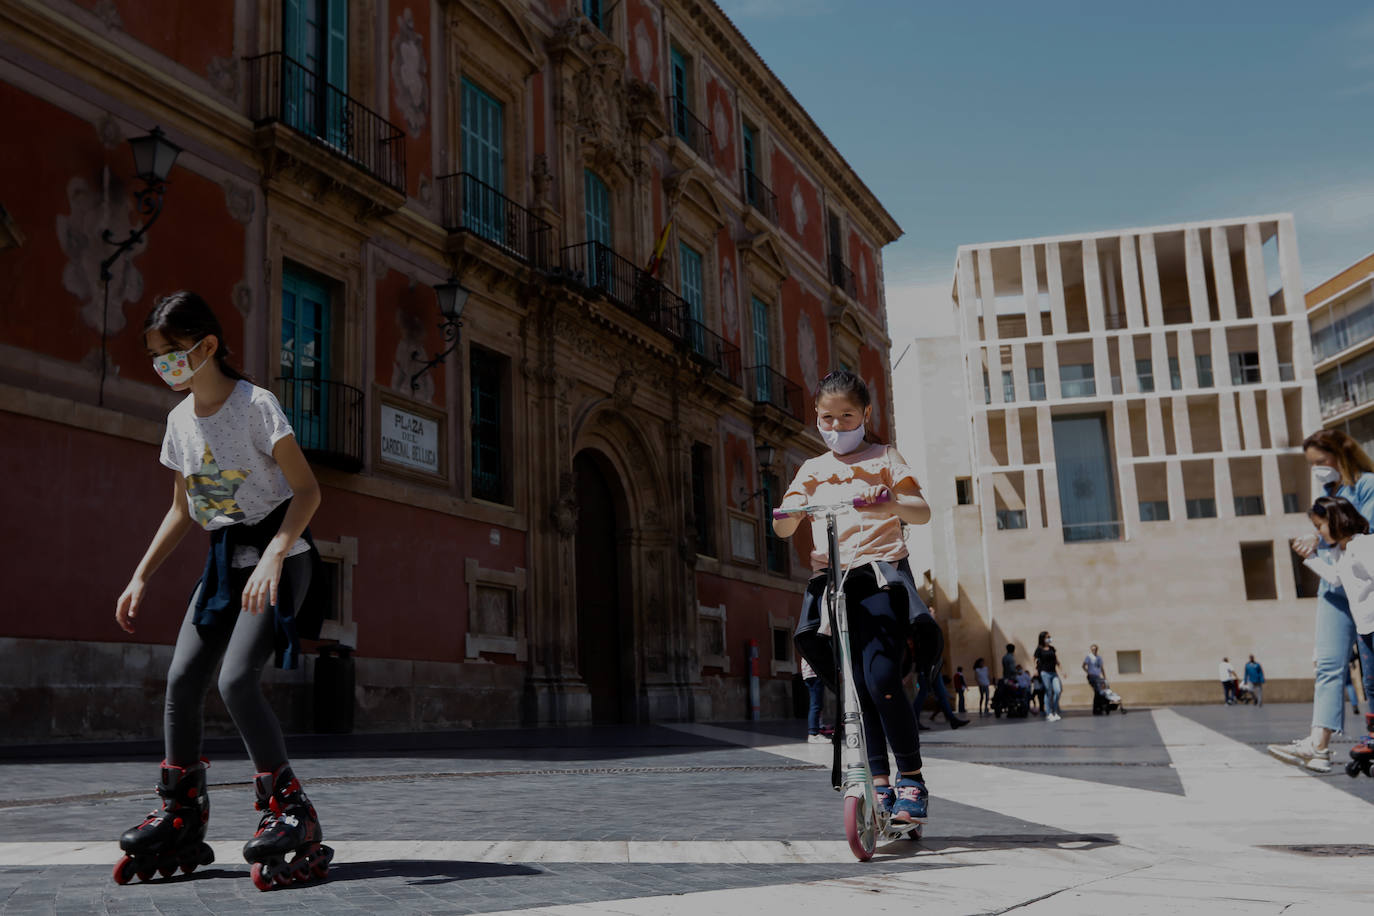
[715,0,1374,334]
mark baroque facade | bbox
[0,0,900,738]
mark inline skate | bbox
[112,760,214,884]
[242,764,333,890]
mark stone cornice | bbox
[684,0,902,247]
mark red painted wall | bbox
[695,571,797,679]
[859,342,889,443]
[389,2,433,199]
[781,279,830,417]
[0,83,244,381]
[717,227,741,350]
[848,230,880,317]
[722,429,752,508]
[705,73,737,181]
[626,0,661,90]
[72,0,234,78]
[374,268,446,408]
[769,146,824,265]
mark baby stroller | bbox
[1234,681,1258,705]
[1090,677,1126,715]
[991,678,1030,718]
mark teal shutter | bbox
[583,0,602,30]
[462,80,505,240]
[324,0,348,147]
[280,267,332,452]
[583,170,612,287]
[679,243,704,355]
[282,0,306,131]
[752,296,771,402]
[671,48,688,139]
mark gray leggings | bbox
[164,553,311,771]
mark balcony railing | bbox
[560,240,673,323]
[830,255,857,299]
[660,307,742,387]
[438,172,552,269]
[741,169,778,224]
[668,96,713,160]
[1063,520,1124,543]
[246,51,406,193]
[746,365,803,420]
[276,377,365,473]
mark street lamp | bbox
[98,126,182,406]
[410,276,471,393]
[740,441,777,510]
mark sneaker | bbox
[890,778,928,823]
[874,785,895,817]
[1049,713,1061,722]
[1267,737,1333,773]
[807,733,828,744]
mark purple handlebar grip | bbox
[772,508,792,521]
[853,491,892,508]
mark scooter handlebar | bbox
[771,491,890,520]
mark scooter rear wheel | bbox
[844,794,876,861]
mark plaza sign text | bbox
[379,403,440,474]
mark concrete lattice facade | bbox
[0,0,899,740]
[1308,252,1374,458]
[918,215,1326,706]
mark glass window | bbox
[680,243,705,357]
[282,0,348,144]
[1196,353,1214,388]
[1282,492,1301,514]
[1135,358,1155,393]
[582,0,602,30]
[1229,351,1261,385]
[1186,497,1217,519]
[1168,356,1182,390]
[752,296,772,402]
[1139,500,1169,521]
[1052,414,1121,542]
[280,265,332,452]
[1002,370,1015,403]
[1028,366,1046,401]
[1059,363,1096,399]
[1234,495,1264,516]
[671,47,689,139]
[996,509,1027,530]
[470,345,506,504]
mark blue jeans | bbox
[805,677,824,734]
[913,670,958,723]
[1313,588,1374,732]
[1039,672,1062,717]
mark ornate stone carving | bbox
[96,114,123,150]
[573,47,632,174]
[418,172,433,206]
[390,7,429,136]
[612,368,637,410]
[207,56,240,101]
[231,280,253,316]
[797,308,819,393]
[552,471,578,538]
[221,180,255,226]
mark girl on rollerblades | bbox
[112,291,332,889]
[773,371,938,830]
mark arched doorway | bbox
[574,450,631,723]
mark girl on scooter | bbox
[773,370,938,824]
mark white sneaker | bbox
[1267,737,1332,773]
[807,733,828,744]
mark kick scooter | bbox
[773,493,923,861]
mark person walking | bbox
[1001,643,1017,682]
[112,292,332,889]
[1220,657,1239,705]
[1034,631,1064,721]
[802,657,827,743]
[953,667,967,714]
[1244,654,1266,708]
[912,666,969,730]
[973,658,991,716]
[1083,644,1107,715]
[1270,428,1374,774]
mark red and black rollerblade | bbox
[1347,714,1374,777]
[112,760,214,884]
[243,764,333,890]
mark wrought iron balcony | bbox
[246,51,406,194]
[830,254,857,300]
[560,240,673,323]
[438,172,552,269]
[746,365,803,421]
[668,96,713,160]
[276,376,365,473]
[741,169,777,224]
[660,307,743,387]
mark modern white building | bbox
[1309,252,1374,456]
[906,214,1324,706]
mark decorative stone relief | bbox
[859,256,869,300]
[207,56,240,101]
[720,256,738,344]
[532,154,552,204]
[58,172,143,338]
[790,183,808,237]
[612,368,637,410]
[574,47,631,173]
[552,471,578,537]
[231,280,253,316]
[633,21,655,88]
[798,309,819,393]
[392,278,435,402]
[712,97,730,153]
[96,114,122,150]
[418,172,433,206]
[221,180,255,226]
[390,8,429,136]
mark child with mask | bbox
[774,370,937,827]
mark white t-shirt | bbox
[973,665,990,688]
[1219,662,1236,682]
[1083,653,1104,678]
[160,380,310,567]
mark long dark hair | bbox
[1037,630,1050,648]
[1302,428,1374,488]
[816,369,885,445]
[143,291,250,382]
[1310,496,1370,542]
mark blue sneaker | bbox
[874,785,895,817]
[891,778,928,822]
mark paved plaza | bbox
[0,703,1371,914]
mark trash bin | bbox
[313,644,355,734]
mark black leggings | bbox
[163,553,311,771]
[843,574,922,777]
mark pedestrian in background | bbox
[803,656,827,743]
[1244,654,1265,707]
[1035,631,1064,722]
[1083,644,1107,714]
[953,666,967,714]
[1001,643,1017,682]
[973,658,991,716]
[1219,657,1238,705]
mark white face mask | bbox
[818,424,866,455]
[152,339,207,388]
[1313,465,1341,488]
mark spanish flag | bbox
[644,220,673,278]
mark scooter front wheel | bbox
[844,793,876,861]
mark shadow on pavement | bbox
[324,859,544,885]
[903,833,1119,855]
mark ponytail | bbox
[143,291,252,383]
